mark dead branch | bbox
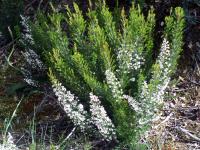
[175,126,200,142]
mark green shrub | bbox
[21,1,185,148]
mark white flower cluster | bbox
[20,16,46,87]
[152,78,170,104]
[89,93,116,141]
[21,67,39,87]
[0,133,19,150]
[138,81,157,124]
[138,80,169,125]
[52,81,117,140]
[138,38,172,124]
[20,15,35,45]
[152,38,171,104]
[123,95,141,112]
[24,78,39,87]
[23,49,45,70]
[158,38,171,74]
[52,81,89,130]
[131,52,144,70]
[20,15,45,69]
[117,43,143,74]
[105,69,123,100]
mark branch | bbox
[176,126,200,142]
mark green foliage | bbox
[96,1,120,51]
[164,7,185,73]
[66,3,86,47]
[0,0,24,38]
[119,4,155,90]
[25,1,185,149]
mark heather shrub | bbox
[21,1,185,148]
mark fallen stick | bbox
[175,126,200,142]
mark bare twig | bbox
[66,127,76,140]
[188,79,200,86]
[175,126,200,142]
[25,0,38,11]
[58,127,76,149]
[27,94,56,120]
[187,143,200,149]
[169,87,196,92]
[16,133,26,145]
[154,113,173,129]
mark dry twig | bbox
[175,126,200,142]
